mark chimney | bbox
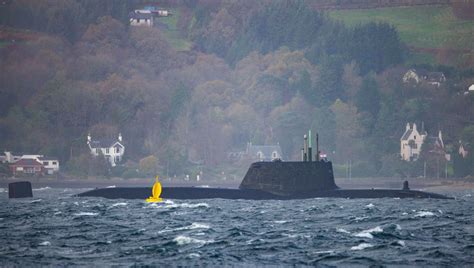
[406,123,410,131]
[413,123,417,132]
[438,130,444,148]
[87,133,91,144]
[118,133,123,142]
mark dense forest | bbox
[0,0,473,179]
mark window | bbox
[272,151,277,159]
[414,135,416,140]
[106,148,109,154]
[52,162,57,165]
[43,162,48,165]
[116,147,120,153]
[95,148,99,154]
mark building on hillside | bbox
[400,122,449,161]
[87,133,125,167]
[245,142,283,162]
[400,122,428,161]
[2,152,60,175]
[425,130,450,161]
[38,157,60,175]
[129,10,154,27]
[0,151,21,163]
[403,69,446,87]
[153,9,171,17]
[9,159,44,176]
[458,141,469,158]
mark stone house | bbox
[400,122,428,161]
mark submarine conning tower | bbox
[239,131,338,195]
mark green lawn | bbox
[329,6,474,50]
[155,9,192,51]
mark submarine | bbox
[78,131,452,200]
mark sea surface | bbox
[0,187,473,266]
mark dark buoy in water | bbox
[8,181,33,198]
[402,181,410,191]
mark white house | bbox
[469,84,474,92]
[129,10,154,27]
[87,133,125,167]
[403,69,446,87]
[400,123,427,161]
[245,142,283,162]
[38,157,60,175]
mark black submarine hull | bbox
[77,187,452,200]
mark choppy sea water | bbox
[0,187,473,266]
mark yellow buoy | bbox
[146,176,162,202]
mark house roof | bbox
[401,129,412,141]
[413,69,445,82]
[248,145,283,159]
[129,11,153,20]
[38,157,58,161]
[89,139,123,149]
[426,72,445,82]
[11,159,43,166]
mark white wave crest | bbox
[365,203,375,208]
[34,187,51,191]
[173,235,213,245]
[0,188,6,193]
[397,240,406,247]
[315,250,335,254]
[106,185,116,188]
[159,222,210,233]
[74,212,98,216]
[274,220,287,224]
[351,243,373,250]
[336,228,350,234]
[354,226,383,239]
[166,202,209,209]
[414,211,435,218]
[110,202,128,208]
[30,199,42,203]
[187,253,201,258]
[39,241,51,246]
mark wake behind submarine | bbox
[78,132,452,200]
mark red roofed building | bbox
[9,159,45,176]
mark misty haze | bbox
[0,0,473,266]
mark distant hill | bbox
[311,0,451,10]
[329,5,474,67]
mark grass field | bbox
[154,9,192,51]
[329,6,474,50]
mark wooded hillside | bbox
[0,0,473,179]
